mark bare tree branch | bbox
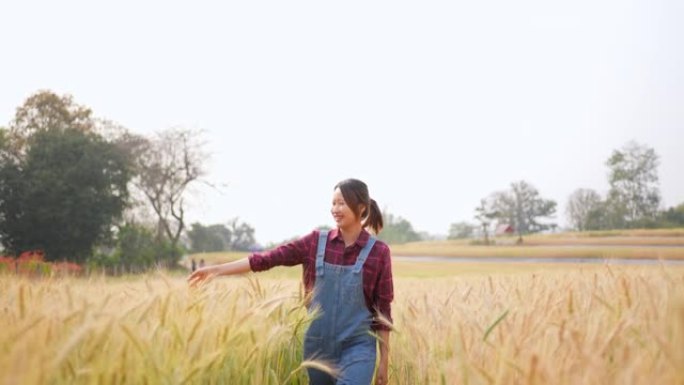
[130,127,207,249]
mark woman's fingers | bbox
[187,270,207,286]
[187,268,217,287]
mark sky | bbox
[1,1,683,245]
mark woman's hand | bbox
[375,359,389,385]
[187,266,218,287]
[376,329,390,385]
[187,258,252,287]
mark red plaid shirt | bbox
[249,228,394,331]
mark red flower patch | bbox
[0,250,82,276]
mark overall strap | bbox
[315,230,328,277]
[353,236,377,273]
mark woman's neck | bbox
[339,224,363,247]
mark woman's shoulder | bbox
[300,228,331,248]
[307,228,328,240]
[296,228,325,240]
[370,237,391,257]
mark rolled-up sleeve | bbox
[248,232,314,272]
[372,244,394,331]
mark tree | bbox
[565,188,603,231]
[0,128,8,152]
[581,201,607,230]
[489,181,557,242]
[7,91,94,158]
[377,211,421,245]
[132,128,207,250]
[474,199,496,245]
[0,128,130,262]
[186,219,256,252]
[448,221,475,240]
[91,223,182,273]
[0,91,132,263]
[659,203,684,227]
[187,222,232,253]
[227,218,256,251]
[606,141,660,227]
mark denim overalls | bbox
[304,230,378,385]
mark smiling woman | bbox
[332,179,383,238]
[188,178,394,385]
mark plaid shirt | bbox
[249,228,394,331]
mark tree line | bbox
[449,141,684,243]
[0,90,259,272]
[0,90,420,265]
[1,91,681,263]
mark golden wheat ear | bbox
[299,359,340,378]
[373,309,395,332]
[281,358,340,384]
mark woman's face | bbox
[331,187,359,229]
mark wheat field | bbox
[1,264,683,384]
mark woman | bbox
[188,178,393,385]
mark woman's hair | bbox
[334,178,384,234]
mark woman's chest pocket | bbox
[340,273,365,307]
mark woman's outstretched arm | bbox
[187,257,251,286]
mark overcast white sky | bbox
[1,1,682,244]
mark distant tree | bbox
[227,218,256,251]
[0,128,7,150]
[0,92,133,262]
[489,181,557,242]
[606,141,660,227]
[131,128,207,250]
[659,203,684,227]
[187,222,232,253]
[581,201,606,230]
[566,188,603,231]
[101,130,158,227]
[205,223,231,251]
[0,128,130,262]
[448,221,475,240]
[377,211,421,245]
[6,91,94,158]
[91,223,182,273]
[474,199,496,245]
[112,224,157,271]
[418,232,441,241]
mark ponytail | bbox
[364,198,384,234]
[334,178,384,234]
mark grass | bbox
[2,262,684,384]
[390,266,684,384]
[0,273,311,385]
